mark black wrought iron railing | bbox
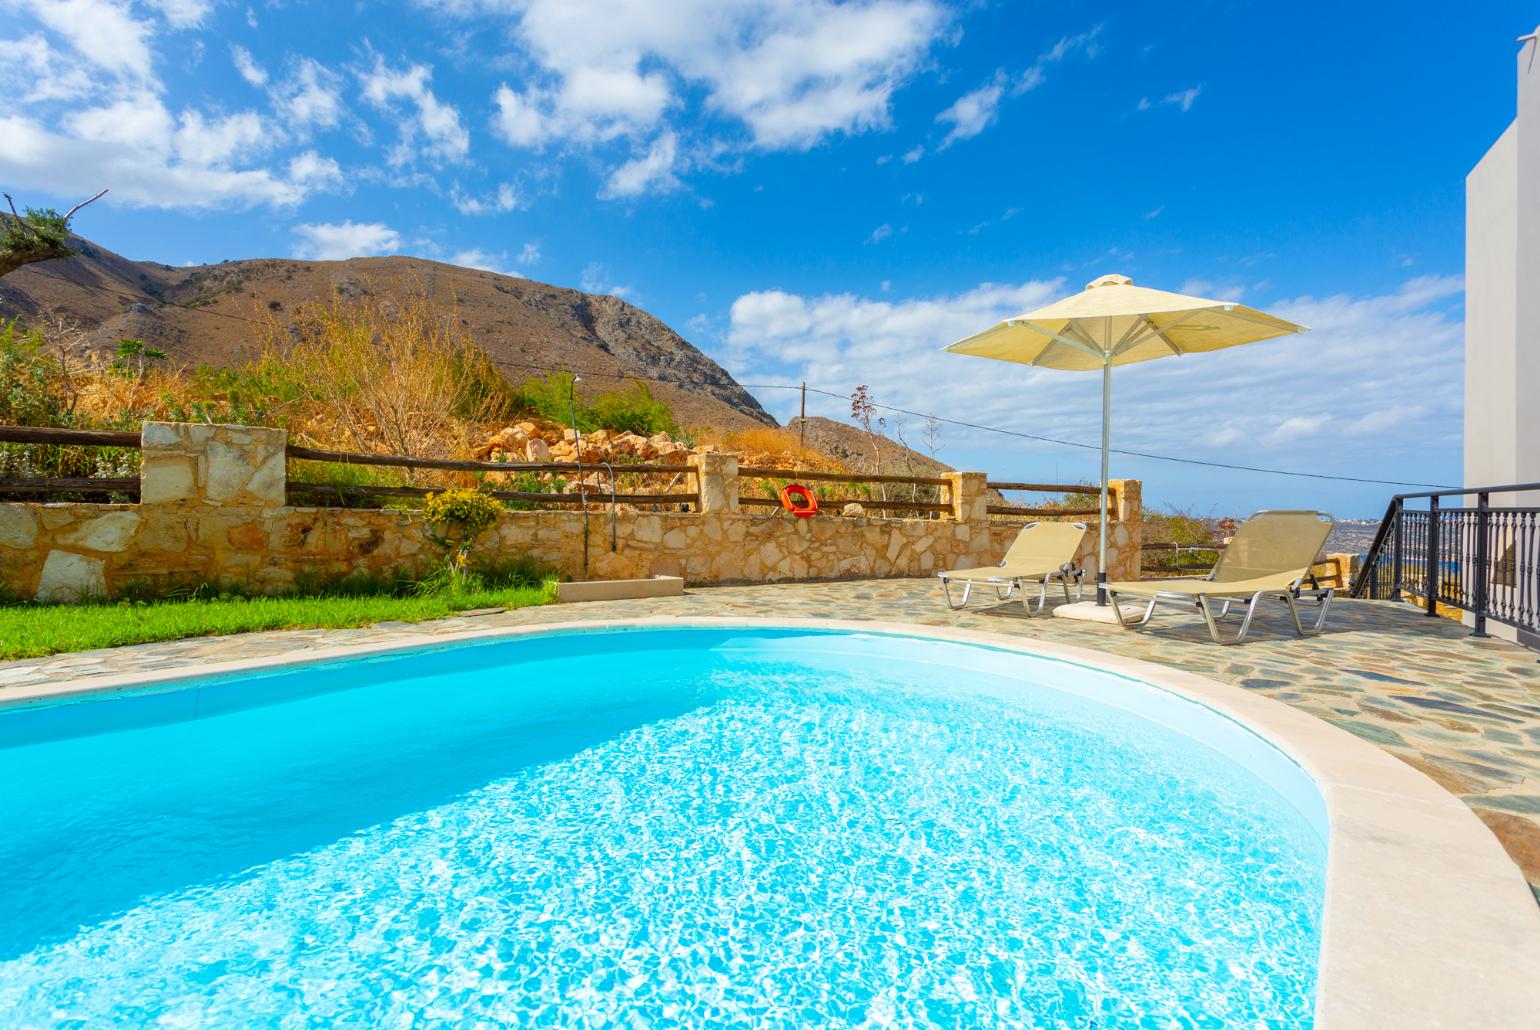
[1352,482,1540,647]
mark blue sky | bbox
[2,1,1532,516]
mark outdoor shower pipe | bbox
[600,461,618,552]
[569,376,588,579]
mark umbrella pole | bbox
[1097,360,1111,605]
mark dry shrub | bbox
[255,283,501,473]
[722,426,845,471]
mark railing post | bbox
[1425,495,1440,617]
[1472,491,1490,637]
[1390,499,1403,600]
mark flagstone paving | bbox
[4,578,1539,898]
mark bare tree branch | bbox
[61,188,109,223]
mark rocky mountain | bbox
[0,237,775,432]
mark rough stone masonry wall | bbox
[0,423,1142,602]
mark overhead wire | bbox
[13,266,1454,489]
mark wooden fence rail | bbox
[985,479,1119,522]
[739,496,952,514]
[288,482,700,507]
[740,466,951,488]
[287,443,694,477]
[986,505,1102,518]
[985,480,1092,493]
[1138,539,1224,576]
[0,425,142,447]
[0,476,140,496]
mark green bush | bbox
[506,371,679,436]
[585,382,676,436]
[424,488,504,586]
[424,488,503,536]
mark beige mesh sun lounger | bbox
[1106,510,1335,645]
[939,521,1087,616]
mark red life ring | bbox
[779,483,819,518]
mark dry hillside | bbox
[0,237,774,432]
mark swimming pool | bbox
[0,626,1326,1026]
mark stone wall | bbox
[0,423,1142,601]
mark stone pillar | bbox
[1099,478,1143,582]
[689,451,739,514]
[1109,478,1141,524]
[140,422,288,507]
[943,471,989,523]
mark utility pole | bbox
[799,381,806,447]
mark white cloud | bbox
[726,275,1465,477]
[936,77,1003,149]
[287,150,345,191]
[867,223,893,244]
[145,0,212,29]
[474,0,946,152]
[516,242,541,266]
[292,221,402,260]
[450,248,523,276]
[1179,278,1246,302]
[463,0,948,192]
[1030,26,1102,77]
[359,57,469,165]
[0,7,349,214]
[491,84,554,146]
[0,34,95,102]
[0,84,338,209]
[561,64,672,129]
[598,131,679,198]
[728,279,1062,379]
[19,0,155,81]
[231,45,268,88]
[276,58,345,131]
[930,26,1100,153]
[901,144,924,164]
[1163,86,1201,113]
[579,261,633,299]
[174,110,270,166]
[451,181,521,215]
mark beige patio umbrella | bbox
[943,274,1307,604]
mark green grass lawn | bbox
[0,581,555,661]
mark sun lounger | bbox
[1106,509,1335,644]
[939,521,1087,615]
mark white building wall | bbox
[1463,33,1539,645]
[1464,123,1518,489]
[1515,34,1540,486]
[1466,35,1540,492]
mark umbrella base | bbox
[1053,599,1142,625]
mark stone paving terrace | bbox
[4,578,1538,898]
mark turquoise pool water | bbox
[0,627,1325,1026]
